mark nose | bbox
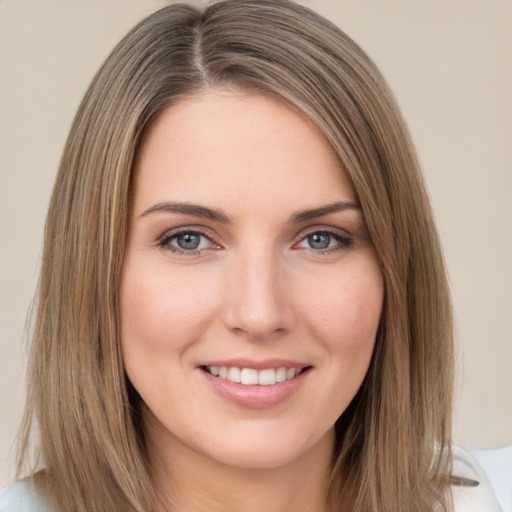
[221,250,294,341]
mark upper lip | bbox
[197,358,311,370]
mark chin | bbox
[196,425,335,472]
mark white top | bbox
[0,447,504,511]
[451,445,504,512]
[0,479,52,512]
[469,445,512,512]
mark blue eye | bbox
[160,230,213,253]
[307,232,332,249]
[174,232,202,250]
[297,230,353,252]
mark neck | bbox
[147,423,337,512]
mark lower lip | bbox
[199,368,311,409]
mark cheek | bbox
[120,262,220,355]
[291,263,383,429]
[299,266,383,355]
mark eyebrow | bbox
[140,200,361,224]
[289,201,361,223]
[141,201,230,223]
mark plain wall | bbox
[1,0,511,485]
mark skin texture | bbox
[120,89,384,512]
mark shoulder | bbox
[451,446,504,512]
[0,479,54,512]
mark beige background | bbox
[1,0,511,485]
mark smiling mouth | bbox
[201,365,310,386]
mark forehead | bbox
[133,89,356,216]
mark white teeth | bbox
[276,367,287,383]
[240,368,258,385]
[205,365,304,385]
[227,367,241,383]
[258,369,276,385]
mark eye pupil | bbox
[177,233,201,250]
[308,233,330,249]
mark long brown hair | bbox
[17,1,454,511]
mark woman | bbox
[0,1,503,511]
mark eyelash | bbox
[295,229,354,255]
[157,229,220,256]
[157,228,353,256]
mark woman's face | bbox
[120,89,383,471]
